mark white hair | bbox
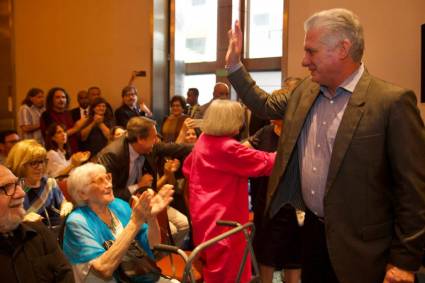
[67,163,106,206]
[201,99,244,136]
[304,8,364,62]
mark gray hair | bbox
[67,163,106,206]
[304,8,364,62]
[126,116,157,143]
[201,99,244,136]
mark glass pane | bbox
[247,0,283,58]
[250,71,282,93]
[175,0,217,63]
[184,74,216,104]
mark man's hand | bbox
[383,264,415,283]
[225,20,243,67]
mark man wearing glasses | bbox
[0,164,74,282]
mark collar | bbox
[320,63,364,97]
[128,143,141,164]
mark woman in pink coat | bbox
[183,99,276,283]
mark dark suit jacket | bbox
[97,136,192,201]
[229,66,425,283]
[115,104,145,128]
[70,107,81,122]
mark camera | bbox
[135,70,146,77]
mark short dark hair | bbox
[170,95,187,112]
[0,130,18,144]
[22,88,43,106]
[188,88,199,96]
[121,86,138,97]
[126,116,157,143]
[46,87,70,111]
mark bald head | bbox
[213,83,229,100]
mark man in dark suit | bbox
[70,90,90,122]
[115,86,145,128]
[226,8,425,283]
[97,116,191,202]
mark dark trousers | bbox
[301,209,340,283]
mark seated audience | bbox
[5,139,73,226]
[40,87,85,153]
[0,164,74,282]
[183,99,276,282]
[45,122,90,178]
[0,130,20,164]
[115,86,146,128]
[80,97,114,156]
[63,163,174,283]
[161,95,188,142]
[18,87,45,145]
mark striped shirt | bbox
[299,64,364,217]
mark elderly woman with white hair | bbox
[183,99,276,283]
[63,162,174,283]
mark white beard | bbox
[0,207,25,233]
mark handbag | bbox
[103,240,162,283]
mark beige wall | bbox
[13,0,153,113]
[286,0,425,121]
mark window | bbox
[172,0,287,101]
[184,74,216,104]
[246,0,283,59]
[175,0,217,63]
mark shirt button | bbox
[311,190,315,195]
[322,121,327,125]
[330,100,334,104]
[317,144,321,148]
[312,167,317,172]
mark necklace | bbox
[105,209,117,233]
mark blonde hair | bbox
[201,99,244,136]
[5,139,46,177]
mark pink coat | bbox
[183,134,276,283]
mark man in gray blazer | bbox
[226,8,425,283]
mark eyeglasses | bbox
[0,179,24,197]
[90,173,112,186]
[26,159,47,168]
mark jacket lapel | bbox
[325,71,371,193]
[284,83,321,156]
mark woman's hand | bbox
[164,158,180,175]
[60,201,73,217]
[23,212,44,222]
[130,185,174,225]
[150,185,174,216]
[70,151,91,166]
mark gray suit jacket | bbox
[229,66,425,283]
